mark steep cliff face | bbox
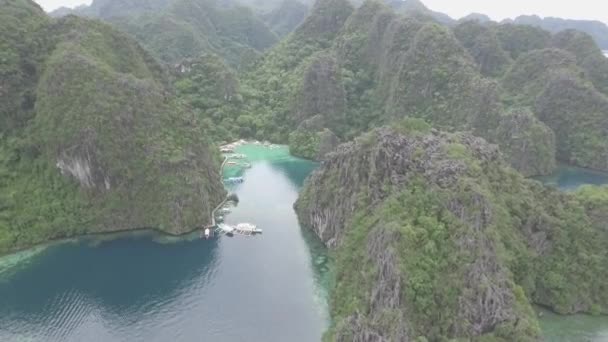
[295,127,608,341]
[550,29,608,96]
[495,108,556,176]
[0,1,225,253]
[0,0,50,131]
[246,0,560,175]
[262,0,309,37]
[534,72,608,170]
[295,53,346,129]
[454,20,512,77]
[288,115,340,160]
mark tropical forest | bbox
[1,0,608,340]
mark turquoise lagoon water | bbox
[534,165,608,191]
[0,144,329,342]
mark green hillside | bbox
[0,0,224,254]
[296,127,608,341]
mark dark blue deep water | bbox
[0,145,329,342]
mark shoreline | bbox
[1,149,235,258]
[3,143,608,325]
[0,141,264,258]
[0,225,208,259]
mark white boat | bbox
[224,177,244,184]
[216,223,235,234]
[235,223,263,234]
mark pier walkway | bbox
[205,147,259,237]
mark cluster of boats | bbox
[203,143,262,239]
[216,223,263,236]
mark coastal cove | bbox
[1,145,608,341]
[3,0,608,340]
[0,144,330,342]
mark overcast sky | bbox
[34,0,608,24]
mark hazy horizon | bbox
[34,0,608,25]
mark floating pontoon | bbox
[215,223,235,236]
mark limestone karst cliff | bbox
[0,0,225,253]
[296,125,608,341]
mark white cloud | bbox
[33,0,608,25]
[422,0,608,24]
[35,0,91,12]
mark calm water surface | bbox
[0,144,330,342]
[535,165,608,191]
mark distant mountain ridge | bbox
[384,0,454,25]
[49,0,172,18]
[50,0,280,68]
[372,1,608,49]
[237,0,608,176]
[504,15,608,49]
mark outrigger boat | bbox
[235,223,263,235]
[214,223,261,236]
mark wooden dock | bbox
[209,155,229,228]
[205,149,258,238]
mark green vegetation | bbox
[45,0,608,176]
[0,0,224,254]
[288,130,321,159]
[229,0,608,176]
[262,0,309,37]
[3,0,608,339]
[52,0,279,69]
[174,54,250,142]
[50,0,172,19]
[495,108,556,176]
[296,128,608,341]
[453,20,512,77]
[0,0,50,131]
[110,0,278,68]
[511,14,608,50]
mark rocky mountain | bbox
[507,15,608,50]
[262,0,309,37]
[49,0,172,19]
[295,125,608,340]
[0,0,225,254]
[459,12,491,23]
[385,0,454,25]
[239,0,608,176]
[50,0,279,68]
